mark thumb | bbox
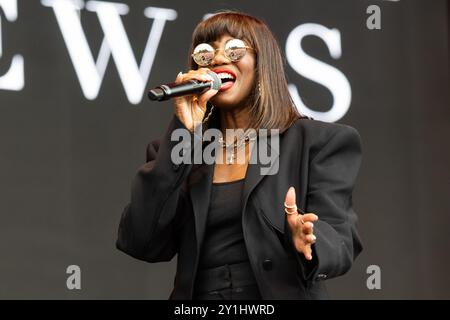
[285,186,296,208]
[284,186,298,226]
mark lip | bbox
[212,68,237,92]
[211,68,237,79]
[219,81,234,92]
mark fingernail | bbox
[177,71,183,76]
[312,235,316,241]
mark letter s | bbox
[0,0,24,91]
[286,23,351,122]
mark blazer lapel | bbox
[242,134,280,217]
[188,163,214,257]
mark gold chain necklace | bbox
[218,130,256,164]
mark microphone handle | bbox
[148,80,212,101]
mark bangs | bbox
[191,13,255,48]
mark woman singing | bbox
[116,11,363,300]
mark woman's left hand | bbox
[284,187,319,260]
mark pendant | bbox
[226,152,234,164]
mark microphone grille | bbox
[207,71,222,90]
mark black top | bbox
[198,179,249,270]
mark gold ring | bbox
[284,202,297,215]
[284,202,296,209]
[284,206,297,215]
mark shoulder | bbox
[282,117,362,157]
[287,116,360,143]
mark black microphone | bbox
[148,71,222,101]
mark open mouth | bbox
[217,72,236,83]
[215,70,236,92]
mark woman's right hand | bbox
[173,68,219,132]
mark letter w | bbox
[41,0,177,104]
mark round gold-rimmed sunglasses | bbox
[191,38,254,67]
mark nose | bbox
[211,49,230,66]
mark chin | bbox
[210,95,237,108]
[211,93,249,110]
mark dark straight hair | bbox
[188,11,302,132]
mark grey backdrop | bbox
[0,0,449,299]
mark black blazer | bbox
[116,115,363,299]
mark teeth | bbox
[217,72,235,80]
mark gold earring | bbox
[258,81,261,95]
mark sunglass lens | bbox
[193,43,215,66]
[194,52,214,66]
[225,39,248,62]
[225,47,247,61]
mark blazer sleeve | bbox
[286,124,363,283]
[116,116,199,263]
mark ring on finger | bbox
[284,202,296,209]
[284,207,297,215]
[284,202,297,215]
[298,215,305,224]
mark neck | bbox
[219,107,251,134]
